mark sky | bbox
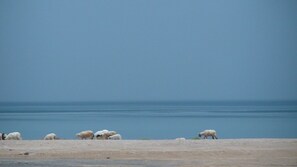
[0,0,297,102]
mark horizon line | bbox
[0,100,297,105]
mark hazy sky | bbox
[0,0,297,102]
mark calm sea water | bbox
[0,101,297,140]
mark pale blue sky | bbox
[0,0,297,102]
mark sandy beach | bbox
[0,139,296,167]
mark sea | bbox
[0,101,297,140]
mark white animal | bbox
[198,130,218,139]
[94,130,117,140]
[94,129,109,139]
[108,134,122,140]
[106,131,117,137]
[76,130,94,140]
[44,133,57,140]
[5,132,22,140]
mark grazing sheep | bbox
[0,133,7,140]
[5,132,22,140]
[106,131,117,137]
[198,130,218,139]
[94,130,117,140]
[94,129,109,139]
[76,130,94,140]
[44,133,58,140]
[108,134,122,140]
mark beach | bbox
[0,139,296,167]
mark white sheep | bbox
[198,129,218,139]
[106,131,117,138]
[76,130,94,140]
[5,132,22,140]
[94,129,109,139]
[94,130,117,140]
[108,134,122,140]
[44,133,58,140]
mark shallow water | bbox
[0,101,296,139]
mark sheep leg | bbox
[214,135,218,139]
[212,136,214,139]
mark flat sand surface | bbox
[0,139,297,167]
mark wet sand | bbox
[0,139,297,167]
